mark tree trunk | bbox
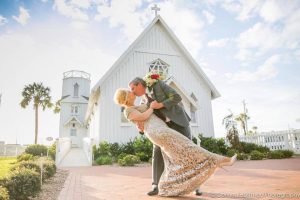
[35,104,38,144]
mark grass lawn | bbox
[0,157,17,178]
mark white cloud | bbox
[12,7,30,26]
[207,38,230,48]
[95,0,147,41]
[53,0,90,21]
[0,15,8,25]
[94,0,205,57]
[237,22,280,51]
[202,10,215,24]
[157,1,205,57]
[226,55,280,82]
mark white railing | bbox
[55,138,71,166]
[83,137,93,165]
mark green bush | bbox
[1,168,41,200]
[226,149,237,157]
[240,142,269,154]
[198,134,228,155]
[48,143,56,160]
[117,152,128,161]
[280,150,294,158]
[95,156,113,165]
[11,161,40,175]
[38,158,56,179]
[17,153,36,162]
[12,158,56,181]
[250,150,265,160]
[25,144,48,157]
[109,143,122,158]
[118,155,140,166]
[0,186,9,200]
[133,136,153,162]
[269,150,284,159]
[237,153,249,160]
[119,140,135,155]
[92,145,99,160]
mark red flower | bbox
[151,74,160,79]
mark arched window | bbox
[149,58,169,80]
[74,83,79,97]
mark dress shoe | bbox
[194,189,203,196]
[147,187,158,196]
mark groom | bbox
[129,77,202,196]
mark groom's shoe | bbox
[147,187,159,196]
[194,189,203,196]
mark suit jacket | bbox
[148,80,191,127]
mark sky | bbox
[0,0,299,145]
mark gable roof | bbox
[64,116,83,127]
[91,15,220,100]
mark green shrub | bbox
[92,145,99,160]
[280,150,294,158]
[135,152,148,162]
[95,156,113,165]
[237,153,249,160]
[109,143,122,158]
[118,155,140,166]
[250,150,265,160]
[199,134,228,155]
[17,153,36,162]
[38,158,56,179]
[226,149,237,157]
[1,168,41,200]
[48,143,56,160]
[133,136,153,162]
[119,140,135,155]
[269,150,284,159]
[240,142,269,154]
[25,144,48,157]
[11,161,40,175]
[0,186,9,200]
[117,153,128,161]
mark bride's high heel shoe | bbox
[219,154,237,170]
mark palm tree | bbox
[235,113,250,136]
[20,82,53,144]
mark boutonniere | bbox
[143,71,165,87]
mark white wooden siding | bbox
[90,19,216,145]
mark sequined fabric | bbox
[125,105,229,196]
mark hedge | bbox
[0,168,41,200]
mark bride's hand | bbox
[150,101,163,109]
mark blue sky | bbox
[0,0,299,145]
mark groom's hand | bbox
[150,101,164,109]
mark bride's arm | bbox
[127,107,153,121]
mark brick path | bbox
[58,158,300,200]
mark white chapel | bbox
[56,14,220,166]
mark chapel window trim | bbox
[148,58,169,80]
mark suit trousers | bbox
[152,121,191,186]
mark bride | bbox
[114,88,237,197]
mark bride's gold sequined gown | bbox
[125,104,230,196]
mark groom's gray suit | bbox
[146,80,191,186]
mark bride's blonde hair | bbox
[114,88,130,106]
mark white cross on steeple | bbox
[151,4,160,17]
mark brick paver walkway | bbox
[58,158,300,200]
